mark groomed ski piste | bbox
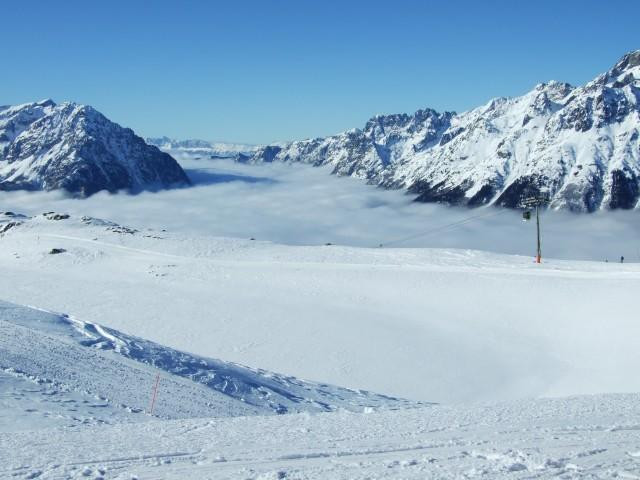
[2,207,640,478]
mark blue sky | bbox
[2,0,638,144]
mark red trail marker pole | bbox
[149,373,160,415]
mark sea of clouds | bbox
[1,157,638,262]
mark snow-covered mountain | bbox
[0,100,190,195]
[147,136,256,159]
[248,50,640,212]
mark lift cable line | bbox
[377,207,510,248]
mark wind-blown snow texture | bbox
[0,301,415,418]
[248,50,640,212]
[0,100,190,195]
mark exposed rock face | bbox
[0,101,190,195]
[248,51,640,211]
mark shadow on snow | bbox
[184,168,277,187]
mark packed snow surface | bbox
[1,288,639,479]
[1,210,639,404]
[2,393,640,479]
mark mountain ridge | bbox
[246,50,640,212]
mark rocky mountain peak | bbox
[611,50,640,75]
[0,100,190,195]
[588,50,640,88]
[35,98,56,108]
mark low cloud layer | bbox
[1,158,638,262]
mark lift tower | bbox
[522,194,549,264]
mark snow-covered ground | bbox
[2,298,640,479]
[1,210,640,406]
[3,391,640,479]
[1,159,639,478]
[1,300,416,420]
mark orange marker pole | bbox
[149,373,160,415]
[535,205,542,264]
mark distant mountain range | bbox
[0,100,189,195]
[146,136,257,159]
[244,50,640,212]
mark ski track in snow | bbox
[2,394,640,479]
[1,212,640,478]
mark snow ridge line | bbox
[0,301,421,417]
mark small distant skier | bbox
[620,255,624,264]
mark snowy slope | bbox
[3,393,640,479]
[0,300,415,420]
[0,100,190,195]
[249,50,640,211]
[2,210,640,479]
[2,210,639,404]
